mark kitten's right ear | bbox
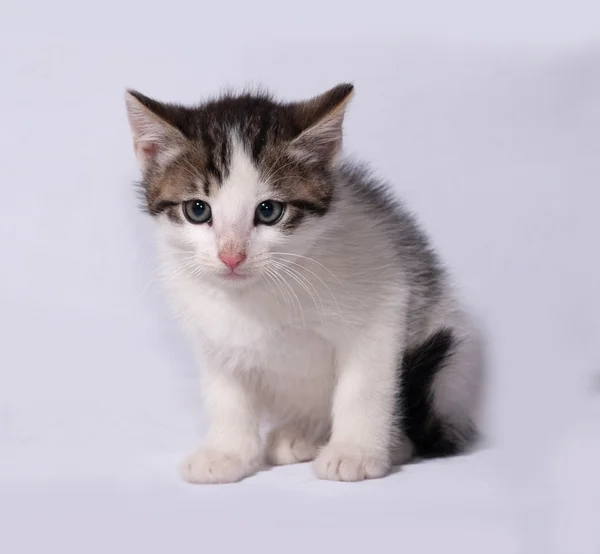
[124,90,187,172]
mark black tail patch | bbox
[398,328,467,459]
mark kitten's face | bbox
[153,137,334,288]
[125,84,353,289]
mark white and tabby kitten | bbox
[125,84,482,483]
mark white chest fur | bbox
[170,278,337,418]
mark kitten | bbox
[125,84,483,483]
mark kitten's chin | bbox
[221,272,250,283]
[210,271,259,289]
[187,266,260,290]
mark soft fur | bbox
[124,84,483,483]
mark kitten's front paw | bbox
[265,427,321,466]
[180,447,260,484]
[314,443,390,482]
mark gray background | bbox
[1,1,599,552]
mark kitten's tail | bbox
[398,328,477,458]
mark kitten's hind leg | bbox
[266,423,328,466]
[390,433,415,465]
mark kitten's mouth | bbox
[221,271,249,281]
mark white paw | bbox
[180,447,260,484]
[265,427,321,466]
[314,443,390,482]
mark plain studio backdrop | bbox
[1,1,599,553]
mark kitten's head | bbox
[125,84,353,288]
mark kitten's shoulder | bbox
[336,159,434,244]
[337,160,412,219]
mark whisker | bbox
[262,267,291,326]
[270,252,343,285]
[271,266,305,328]
[268,260,326,324]
[264,265,294,327]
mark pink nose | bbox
[218,252,246,270]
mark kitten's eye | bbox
[183,200,212,224]
[255,200,285,225]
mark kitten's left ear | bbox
[289,83,354,164]
[124,90,188,172]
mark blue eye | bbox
[183,200,212,224]
[255,200,284,225]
